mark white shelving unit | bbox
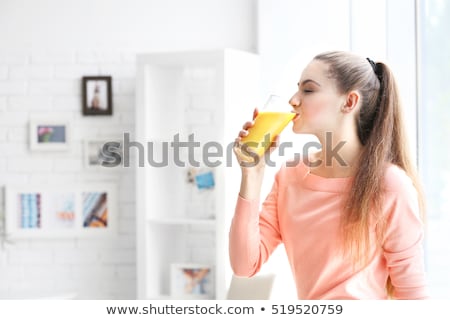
[136,49,260,299]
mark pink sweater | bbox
[229,160,429,299]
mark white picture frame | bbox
[4,184,117,239]
[29,119,70,151]
[170,263,214,299]
[83,139,123,169]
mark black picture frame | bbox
[82,76,113,116]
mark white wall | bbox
[0,0,256,299]
[257,0,351,98]
[0,0,256,52]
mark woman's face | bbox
[289,60,347,135]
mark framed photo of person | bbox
[82,76,113,115]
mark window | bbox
[419,0,450,298]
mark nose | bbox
[289,92,301,108]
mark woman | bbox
[230,51,429,299]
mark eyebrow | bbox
[297,79,321,87]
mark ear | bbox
[342,91,360,113]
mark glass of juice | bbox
[237,95,296,161]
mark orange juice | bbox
[239,111,295,158]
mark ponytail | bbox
[314,51,425,299]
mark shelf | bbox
[147,217,216,226]
[136,49,260,300]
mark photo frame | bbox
[84,139,123,168]
[170,263,214,299]
[82,76,113,115]
[29,120,70,151]
[4,184,117,238]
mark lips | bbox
[292,112,301,121]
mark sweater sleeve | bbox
[228,170,282,277]
[382,184,429,299]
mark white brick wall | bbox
[0,0,256,299]
[0,81,27,95]
[0,52,29,65]
[8,96,53,111]
[9,65,54,80]
[0,66,8,80]
[31,51,75,64]
[176,66,219,270]
[0,97,6,111]
[0,50,136,299]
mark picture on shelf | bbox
[82,76,113,115]
[195,171,215,190]
[29,120,70,151]
[170,263,214,299]
[186,167,215,190]
[83,192,108,228]
[185,167,215,219]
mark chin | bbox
[292,122,308,134]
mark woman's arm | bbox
[229,167,283,277]
[382,175,429,299]
[229,107,283,277]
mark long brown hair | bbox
[313,51,425,298]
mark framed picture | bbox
[84,139,123,168]
[82,76,113,115]
[4,184,117,238]
[170,263,214,299]
[82,192,108,228]
[29,120,70,151]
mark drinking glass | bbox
[238,94,296,161]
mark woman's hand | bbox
[233,108,280,173]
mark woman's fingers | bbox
[233,108,261,166]
[242,120,254,130]
[253,107,259,120]
[239,108,258,132]
[239,129,249,138]
[240,117,256,137]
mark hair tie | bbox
[366,57,382,82]
[366,57,377,72]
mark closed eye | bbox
[303,89,314,94]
